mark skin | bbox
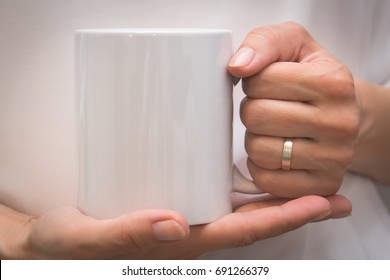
[2,21,389,259]
[0,195,351,259]
[348,79,390,184]
[229,22,390,197]
[229,22,360,198]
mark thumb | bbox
[228,22,324,78]
[87,209,190,255]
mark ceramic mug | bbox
[75,29,262,225]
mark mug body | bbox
[75,29,233,225]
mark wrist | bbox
[353,79,373,145]
[349,78,390,183]
[0,204,37,259]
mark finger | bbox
[245,132,348,171]
[313,194,352,221]
[77,209,190,258]
[247,158,342,198]
[245,133,290,170]
[240,97,318,138]
[241,62,320,102]
[228,22,325,78]
[242,60,354,104]
[191,195,331,252]
[236,194,352,220]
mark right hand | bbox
[228,22,360,198]
[5,194,351,259]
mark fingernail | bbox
[152,220,187,241]
[333,212,352,219]
[310,211,331,223]
[229,47,256,67]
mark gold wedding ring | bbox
[281,138,294,171]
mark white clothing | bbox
[1,0,390,259]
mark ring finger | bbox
[245,132,336,171]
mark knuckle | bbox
[332,118,357,139]
[222,213,258,247]
[316,146,354,170]
[241,229,259,247]
[248,26,280,47]
[249,22,309,47]
[323,65,355,100]
[338,68,355,96]
[342,114,360,140]
[236,215,260,247]
[119,221,145,251]
[283,21,309,37]
[316,107,360,141]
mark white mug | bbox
[75,29,262,225]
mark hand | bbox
[4,194,351,259]
[228,22,361,198]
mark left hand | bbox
[228,22,361,198]
[14,194,350,259]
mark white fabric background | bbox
[1,0,390,259]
